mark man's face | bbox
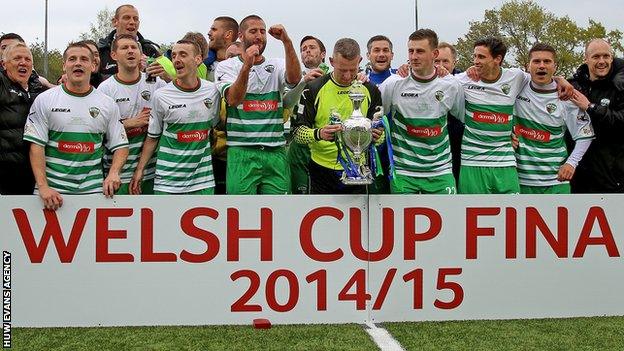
[85,43,101,73]
[367,40,394,72]
[528,50,556,85]
[111,38,140,71]
[408,39,437,75]
[239,19,267,55]
[225,43,243,59]
[0,38,21,63]
[113,6,140,37]
[2,46,33,87]
[329,53,361,86]
[171,43,201,80]
[473,45,501,77]
[300,39,325,69]
[208,20,230,50]
[585,40,613,81]
[434,47,456,73]
[63,47,93,86]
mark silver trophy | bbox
[336,81,374,185]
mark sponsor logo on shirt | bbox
[177,130,208,142]
[514,125,551,142]
[435,90,445,102]
[501,84,511,95]
[243,100,278,112]
[546,103,557,114]
[126,126,147,138]
[58,141,96,154]
[473,111,510,124]
[407,125,442,138]
[265,64,275,73]
[51,108,71,113]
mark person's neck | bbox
[65,81,91,94]
[215,47,228,62]
[411,66,436,80]
[175,75,199,90]
[116,67,140,83]
[371,67,391,74]
[531,79,556,89]
[481,66,501,82]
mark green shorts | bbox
[391,173,456,194]
[520,183,570,194]
[459,165,520,194]
[154,187,214,195]
[227,146,290,195]
[116,179,154,195]
[288,142,311,194]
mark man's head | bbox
[1,42,33,88]
[225,42,243,59]
[112,5,140,37]
[366,35,394,73]
[300,35,326,69]
[435,42,457,73]
[79,40,101,73]
[208,16,239,51]
[239,14,267,55]
[528,43,557,85]
[473,37,507,78]
[330,38,361,86]
[110,34,141,72]
[407,29,439,76]
[171,40,202,80]
[0,33,25,64]
[62,42,95,86]
[182,32,209,60]
[584,38,614,81]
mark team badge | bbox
[501,84,511,95]
[141,90,151,101]
[265,64,275,73]
[577,111,589,121]
[600,98,611,107]
[546,103,557,114]
[203,98,213,109]
[435,90,445,102]
[89,107,100,118]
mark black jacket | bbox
[97,30,160,79]
[0,70,46,194]
[568,58,624,193]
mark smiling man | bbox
[23,42,129,210]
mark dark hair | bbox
[333,38,360,60]
[114,4,136,19]
[215,16,239,37]
[111,34,138,52]
[0,33,25,44]
[366,35,393,53]
[79,39,98,50]
[474,37,507,62]
[529,42,557,61]
[300,35,326,54]
[239,14,264,32]
[438,42,457,59]
[408,29,438,50]
[175,39,202,57]
[63,42,94,61]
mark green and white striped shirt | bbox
[23,85,128,194]
[148,79,220,193]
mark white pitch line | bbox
[364,321,406,351]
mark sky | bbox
[2,0,622,65]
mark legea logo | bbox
[177,130,208,142]
[58,141,95,154]
[407,126,442,138]
[514,125,550,142]
[243,100,278,112]
[473,111,510,124]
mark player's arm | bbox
[269,24,301,86]
[224,48,254,107]
[104,147,129,197]
[29,143,63,210]
[130,136,158,194]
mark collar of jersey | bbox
[410,68,437,83]
[62,84,93,97]
[114,73,141,86]
[481,67,503,84]
[329,73,352,88]
[529,81,557,94]
[238,55,266,66]
[173,78,201,92]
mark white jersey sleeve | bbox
[214,58,239,96]
[379,75,400,117]
[148,90,165,137]
[448,77,466,122]
[564,104,595,141]
[23,94,49,146]
[105,104,129,152]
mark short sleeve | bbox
[23,95,49,146]
[148,91,165,137]
[105,103,129,151]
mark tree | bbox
[30,39,63,83]
[455,0,623,76]
[78,7,115,42]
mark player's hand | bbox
[38,185,63,211]
[304,68,324,82]
[466,66,480,81]
[268,24,290,42]
[372,127,383,142]
[570,89,591,111]
[140,54,148,71]
[123,107,151,130]
[397,63,409,78]
[242,45,260,68]
[435,64,449,77]
[146,62,171,82]
[511,132,519,150]
[103,172,122,198]
[554,76,574,101]
[320,124,342,141]
[129,169,144,195]
[557,163,575,181]
[356,71,369,83]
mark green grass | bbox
[384,316,624,351]
[11,324,378,351]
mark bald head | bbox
[584,39,614,81]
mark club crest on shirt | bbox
[141,90,151,101]
[89,107,100,118]
[265,64,275,73]
[203,98,213,109]
[600,98,610,107]
[546,103,557,114]
[501,83,511,95]
[435,90,445,102]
